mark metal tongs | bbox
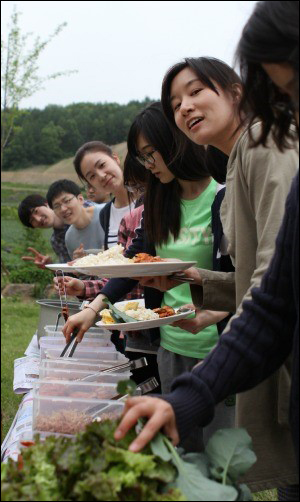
[77,356,148,381]
[86,376,160,420]
[55,269,79,358]
[168,272,195,283]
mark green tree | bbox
[1,6,76,169]
[38,121,65,164]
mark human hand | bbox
[172,308,229,334]
[21,247,51,269]
[114,396,179,452]
[53,276,85,297]
[72,243,86,260]
[62,308,97,343]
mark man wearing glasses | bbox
[46,179,105,261]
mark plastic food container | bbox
[40,343,117,361]
[40,336,113,349]
[44,325,109,338]
[33,379,122,399]
[39,355,129,372]
[32,396,124,437]
[38,367,131,382]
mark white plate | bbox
[46,263,77,273]
[95,299,195,331]
[47,260,196,278]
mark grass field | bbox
[1,298,40,439]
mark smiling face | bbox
[80,151,124,194]
[170,67,241,152]
[136,134,175,184]
[29,204,55,228]
[51,191,84,225]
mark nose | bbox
[99,171,108,182]
[180,96,195,116]
[34,214,42,224]
[144,160,155,171]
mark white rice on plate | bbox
[73,244,133,267]
[118,305,159,321]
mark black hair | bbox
[46,179,82,208]
[161,57,244,130]
[236,0,299,150]
[123,153,147,207]
[18,194,48,228]
[123,153,147,188]
[205,146,229,185]
[73,141,113,182]
[127,101,210,245]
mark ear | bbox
[78,194,85,204]
[231,83,243,104]
[112,153,121,166]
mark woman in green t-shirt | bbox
[125,102,232,450]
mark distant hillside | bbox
[1,142,127,185]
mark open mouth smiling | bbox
[187,117,204,130]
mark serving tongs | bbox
[77,356,148,381]
[55,269,69,330]
[55,269,79,358]
[86,376,159,420]
[168,272,195,283]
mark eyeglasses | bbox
[52,196,76,212]
[136,149,156,166]
[124,184,145,194]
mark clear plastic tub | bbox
[44,325,110,338]
[40,344,117,361]
[38,366,131,383]
[40,354,129,371]
[33,379,121,400]
[32,395,124,437]
[40,336,113,349]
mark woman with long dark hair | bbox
[115,2,299,498]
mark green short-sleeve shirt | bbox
[156,179,219,359]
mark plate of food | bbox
[95,299,195,331]
[47,245,196,278]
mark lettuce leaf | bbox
[103,298,139,323]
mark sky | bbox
[1,0,257,109]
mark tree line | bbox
[2,98,153,170]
